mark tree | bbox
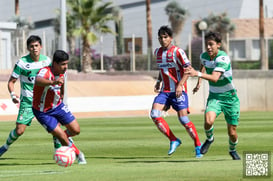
[67,0,114,73]
[15,0,19,15]
[195,12,235,52]
[112,6,124,55]
[146,0,153,71]
[259,0,267,70]
[165,0,188,47]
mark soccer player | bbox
[185,31,241,160]
[0,35,51,156]
[32,50,86,164]
[150,25,202,158]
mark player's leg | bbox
[227,124,240,160]
[56,103,86,164]
[0,107,32,157]
[174,92,202,158]
[200,111,216,154]
[223,91,240,160]
[150,93,181,155]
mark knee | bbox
[16,128,25,136]
[150,109,161,119]
[179,116,190,125]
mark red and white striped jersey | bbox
[33,67,64,112]
[154,45,191,92]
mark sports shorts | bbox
[206,89,240,125]
[152,91,188,112]
[16,106,34,126]
[32,102,75,132]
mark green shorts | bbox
[16,106,35,126]
[205,89,240,125]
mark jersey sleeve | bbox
[176,48,191,68]
[36,67,50,79]
[214,56,230,72]
[11,60,22,78]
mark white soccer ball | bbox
[54,146,76,167]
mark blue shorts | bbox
[153,92,189,111]
[32,103,75,132]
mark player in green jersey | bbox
[0,35,51,156]
[185,31,240,160]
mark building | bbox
[0,0,273,70]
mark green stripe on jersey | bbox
[12,54,51,107]
[200,50,235,93]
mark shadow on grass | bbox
[0,157,56,166]
[90,156,228,163]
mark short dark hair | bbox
[27,35,42,47]
[205,31,222,43]
[53,50,69,64]
[158,25,173,37]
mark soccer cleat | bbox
[53,137,62,150]
[0,145,8,157]
[200,138,214,154]
[229,151,241,160]
[77,152,87,164]
[195,145,203,158]
[168,138,181,155]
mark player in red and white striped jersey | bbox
[150,26,202,158]
[32,50,86,164]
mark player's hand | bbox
[154,82,160,93]
[176,85,183,98]
[193,85,200,94]
[184,66,197,77]
[11,94,20,104]
[53,77,64,85]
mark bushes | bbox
[68,53,158,72]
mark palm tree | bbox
[15,0,19,15]
[112,6,124,55]
[165,0,188,47]
[195,12,235,52]
[67,0,114,73]
[146,0,153,71]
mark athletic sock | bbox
[69,142,80,155]
[5,129,20,148]
[229,139,238,151]
[184,121,201,147]
[205,126,214,141]
[152,117,177,141]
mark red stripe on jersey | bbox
[154,45,190,92]
[33,67,64,112]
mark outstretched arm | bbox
[185,66,222,83]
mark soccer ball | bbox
[54,146,76,167]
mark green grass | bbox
[0,111,272,181]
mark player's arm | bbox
[7,76,19,103]
[176,70,189,98]
[35,76,64,86]
[192,65,205,94]
[154,73,162,93]
[185,66,222,83]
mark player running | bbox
[150,25,202,158]
[0,35,51,157]
[185,31,241,160]
[32,50,86,164]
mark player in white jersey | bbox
[150,26,202,158]
[0,35,51,157]
[185,31,240,160]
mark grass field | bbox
[0,111,272,181]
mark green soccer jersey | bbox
[200,50,235,93]
[11,54,51,108]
